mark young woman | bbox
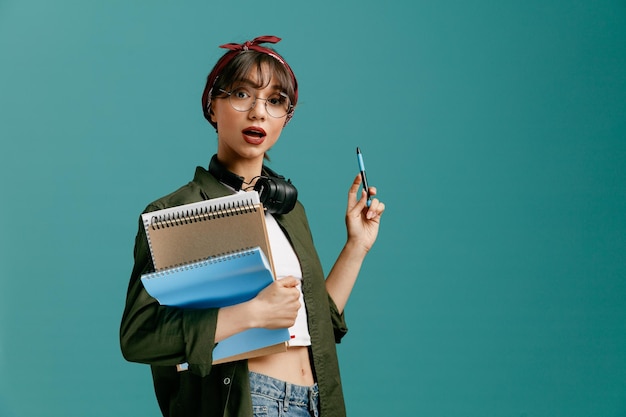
[120,35,385,417]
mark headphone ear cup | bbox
[253,177,272,206]
[272,179,287,209]
[254,176,298,214]
[272,178,297,214]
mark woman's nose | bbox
[248,99,268,119]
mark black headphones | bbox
[208,155,298,215]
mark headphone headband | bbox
[208,155,298,215]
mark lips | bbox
[242,126,267,145]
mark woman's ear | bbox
[208,105,217,124]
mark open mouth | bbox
[242,127,267,144]
[242,127,266,138]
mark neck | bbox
[210,154,263,190]
[216,149,265,185]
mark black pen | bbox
[356,147,371,207]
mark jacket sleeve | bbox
[119,212,218,377]
[327,293,348,343]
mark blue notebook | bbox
[141,247,290,365]
[141,247,275,308]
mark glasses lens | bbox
[228,87,255,112]
[265,92,290,118]
[227,88,290,118]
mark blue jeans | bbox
[249,371,319,417]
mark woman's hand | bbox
[345,174,386,253]
[249,276,301,329]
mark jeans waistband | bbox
[248,371,319,408]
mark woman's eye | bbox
[233,89,250,99]
[267,95,285,106]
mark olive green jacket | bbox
[120,166,348,417]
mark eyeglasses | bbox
[218,87,292,118]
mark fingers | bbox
[365,197,385,220]
[348,174,362,205]
[349,174,372,211]
[349,175,384,213]
[277,276,299,288]
[255,276,301,329]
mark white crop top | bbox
[264,213,312,347]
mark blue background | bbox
[1,1,625,416]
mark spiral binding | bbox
[144,248,255,279]
[149,198,258,230]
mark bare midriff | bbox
[248,345,314,386]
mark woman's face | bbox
[211,67,288,167]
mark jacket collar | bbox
[193,166,235,200]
